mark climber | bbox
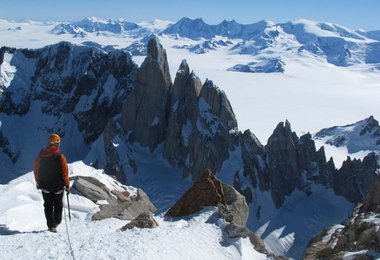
[34,133,70,233]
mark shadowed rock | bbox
[165,169,248,227]
[304,175,380,259]
[361,175,380,213]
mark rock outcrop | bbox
[71,175,156,221]
[164,169,284,258]
[120,212,158,230]
[361,174,380,213]
[165,169,248,227]
[304,176,380,259]
[224,223,267,254]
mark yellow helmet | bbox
[48,133,61,145]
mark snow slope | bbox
[0,162,268,260]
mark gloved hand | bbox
[65,186,70,194]
[36,183,40,190]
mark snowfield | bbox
[0,162,268,260]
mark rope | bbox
[63,192,76,260]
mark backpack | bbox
[38,153,65,192]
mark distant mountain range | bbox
[49,17,380,69]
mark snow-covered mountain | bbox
[315,116,380,154]
[162,17,273,40]
[162,18,380,68]
[227,57,285,73]
[173,39,233,54]
[51,17,151,38]
[23,16,380,70]
[357,29,380,41]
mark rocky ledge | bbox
[71,175,156,221]
[304,175,380,259]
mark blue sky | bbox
[2,0,379,30]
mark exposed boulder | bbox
[120,212,158,230]
[165,169,248,227]
[92,188,156,221]
[72,175,113,202]
[165,169,225,217]
[165,169,278,257]
[218,182,249,227]
[71,175,156,221]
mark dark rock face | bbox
[361,175,380,213]
[263,121,336,207]
[186,79,238,179]
[332,153,379,203]
[235,120,378,209]
[0,41,137,173]
[120,36,171,150]
[0,131,19,164]
[163,60,202,169]
[304,176,380,259]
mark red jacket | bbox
[34,145,69,189]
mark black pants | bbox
[42,191,64,229]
